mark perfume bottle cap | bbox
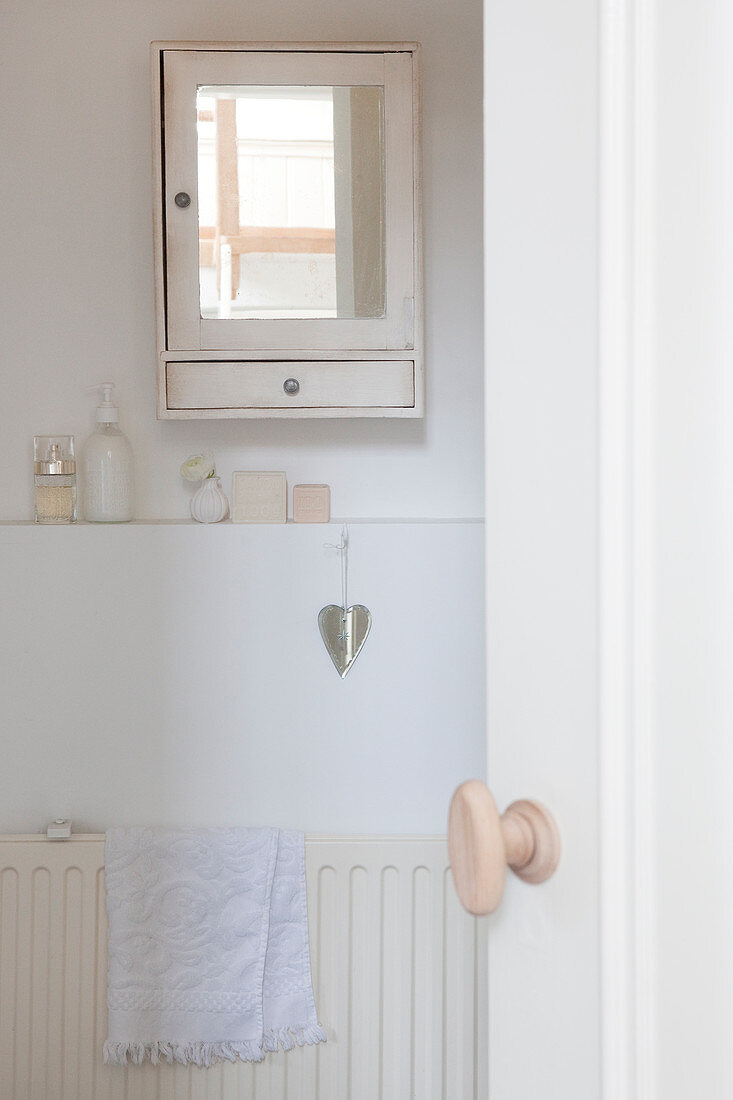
[34,435,76,475]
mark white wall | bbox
[0,522,484,834]
[0,0,483,522]
[0,0,485,833]
[653,0,733,1094]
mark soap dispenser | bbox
[82,383,135,522]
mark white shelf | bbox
[0,516,484,527]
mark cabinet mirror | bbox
[152,43,422,419]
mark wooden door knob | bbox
[448,780,561,916]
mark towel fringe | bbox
[262,1023,327,1053]
[103,1025,326,1068]
[103,1039,266,1067]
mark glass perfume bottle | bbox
[34,436,77,524]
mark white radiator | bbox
[0,835,487,1100]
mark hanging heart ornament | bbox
[318,604,372,678]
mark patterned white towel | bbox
[103,827,325,1067]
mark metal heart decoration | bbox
[318,604,372,679]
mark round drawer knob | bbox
[283,378,300,395]
[174,191,191,209]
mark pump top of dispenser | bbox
[93,382,119,423]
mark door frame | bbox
[598,0,656,1095]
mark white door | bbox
[479,0,733,1096]
[475,0,651,1096]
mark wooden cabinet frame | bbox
[151,42,423,419]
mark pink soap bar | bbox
[293,484,331,523]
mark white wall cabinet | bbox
[152,42,423,419]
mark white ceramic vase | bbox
[191,475,229,523]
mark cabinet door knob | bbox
[174,191,191,208]
[448,780,561,915]
[283,378,300,395]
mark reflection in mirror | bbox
[196,85,386,321]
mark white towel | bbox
[103,827,326,1067]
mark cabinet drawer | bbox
[166,360,415,411]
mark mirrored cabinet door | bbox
[152,43,422,419]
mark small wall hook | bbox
[46,818,72,840]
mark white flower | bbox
[180,453,216,482]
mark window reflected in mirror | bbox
[196,85,386,321]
